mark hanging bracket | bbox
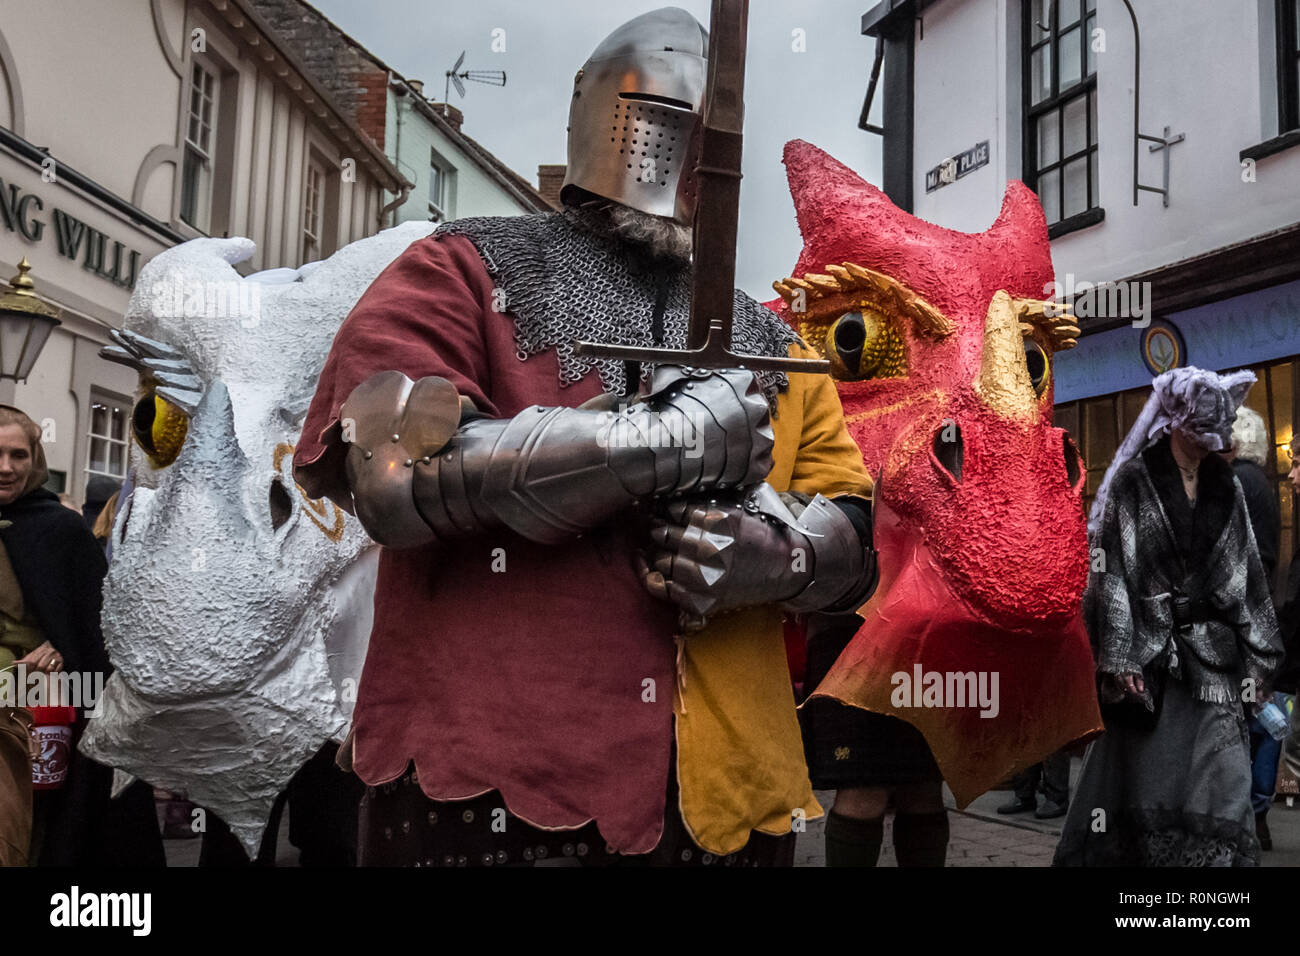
[1139,126,1185,207]
[1123,0,1185,207]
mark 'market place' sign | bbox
[925,140,991,194]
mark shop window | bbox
[181,62,218,233]
[1055,385,1146,516]
[1023,0,1100,233]
[1252,360,1296,595]
[87,392,130,482]
[1058,360,1298,595]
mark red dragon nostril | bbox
[1062,432,1083,489]
[932,421,964,482]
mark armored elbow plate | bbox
[341,371,461,549]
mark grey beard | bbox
[605,204,693,263]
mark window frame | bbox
[1021,0,1101,232]
[85,391,131,483]
[1279,0,1300,134]
[180,60,219,233]
[427,148,455,222]
[303,158,325,261]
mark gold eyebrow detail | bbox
[1010,298,1080,351]
[773,263,956,339]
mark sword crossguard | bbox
[573,336,830,374]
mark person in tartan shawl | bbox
[1054,366,1283,866]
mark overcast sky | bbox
[308,0,884,299]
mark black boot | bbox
[997,796,1036,814]
[1256,813,1272,851]
[824,811,884,867]
[892,811,950,867]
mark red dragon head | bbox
[771,141,1101,804]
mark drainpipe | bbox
[380,184,411,228]
[379,72,411,226]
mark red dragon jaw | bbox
[776,139,1102,804]
[807,497,1101,808]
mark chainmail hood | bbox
[436,209,798,407]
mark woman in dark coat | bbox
[1054,368,1283,867]
[0,405,162,865]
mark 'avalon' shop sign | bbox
[0,178,142,290]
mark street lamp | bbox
[0,258,61,382]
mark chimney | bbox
[430,103,464,132]
[407,78,424,97]
[537,164,567,209]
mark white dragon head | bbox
[80,221,434,853]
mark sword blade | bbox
[688,0,746,351]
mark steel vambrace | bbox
[782,493,878,614]
[340,366,774,548]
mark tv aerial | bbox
[442,51,506,117]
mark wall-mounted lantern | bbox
[0,258,61,382]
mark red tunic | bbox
[295,234,678,853]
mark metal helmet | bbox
[561,7,708,226]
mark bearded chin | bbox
[606,204,693,263]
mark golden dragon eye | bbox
[824,306,905,381]
[131,391,189,468]
[1024,339,1051,398]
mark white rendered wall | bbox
[910,0,1300,286]
[386,88,536,226]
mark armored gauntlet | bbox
[340,366,774,548]
[640,483,877,628]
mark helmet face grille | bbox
[612,99,686,188]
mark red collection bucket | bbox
[28,705,76,790]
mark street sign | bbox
[925,140,990,193]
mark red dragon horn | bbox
[981,180,1056,298]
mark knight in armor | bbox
[294,7,877,866]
